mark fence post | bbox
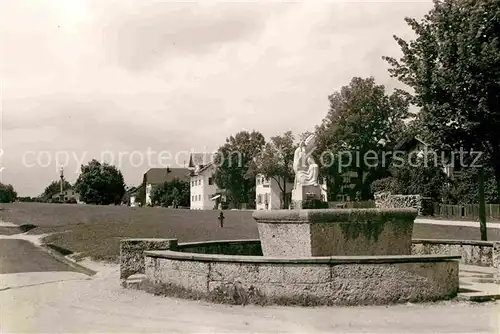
[479,167,487,241]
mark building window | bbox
[208,177,213,185]
[257,194,262,204]
[198,194,201,201]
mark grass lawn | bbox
[1,202,499,262]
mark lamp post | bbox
[59,166,65,202]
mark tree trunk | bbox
[493,163,500,205]
[272,176,286,209]
[282,179,287,209]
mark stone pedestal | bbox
[253,208,418,257]
[291,185,322,209]
[120,238,178,279]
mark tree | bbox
[315,77,410,200]
[41,180,72,201]
[445,166,499,204]
[150,178,190,208]
[213,130,265,207]
[0,183,17,203]
[384,0,500,203]
[442,154,499,204]
[256,131,296,209]
[371,153,449,200]
[74,159,126,205]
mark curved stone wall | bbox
[412,239,500,268]
[143,240,460,306]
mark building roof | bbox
[190,162,216,177]
[125,186,140,195]
[395,136,429,151]
[188,153,214,168]
[144,168,190,185]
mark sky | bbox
[0,0,433,197]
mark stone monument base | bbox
[253,208,418,257]
[291,185,322,209]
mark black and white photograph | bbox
[0,0,499,332]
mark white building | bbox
[142,167,190,206]
[188,153,221,210]
[190,163,221,210]
[255,173,328,210]
[255,174,294,210]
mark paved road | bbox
[1,266,499,333]
[0,239,76,274]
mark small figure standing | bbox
[218,211,225,228]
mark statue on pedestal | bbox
[293,134,320,188]
[291,134,323,208]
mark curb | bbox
[457,293,500,302]
[415,218,500,229]
[40,244,97,276]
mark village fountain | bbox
[120,134,460,306]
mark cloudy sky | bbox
[0,0,432,196]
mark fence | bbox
[433,203,500,220]
[328,201,376,209]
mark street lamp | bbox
[59,166,65,202]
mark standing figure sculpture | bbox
[293,133,320,189]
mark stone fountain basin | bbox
[140,239,460,306]
[253,208,418,257]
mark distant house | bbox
[255,174,328,210]
[255,174,294,210]
[142,167,190,206]
[395,136,462,180]
[188,153,221,210]
[51,187,82,203]
[395,136,429,154]
[330,171,367,202]
[124,185,142,207]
